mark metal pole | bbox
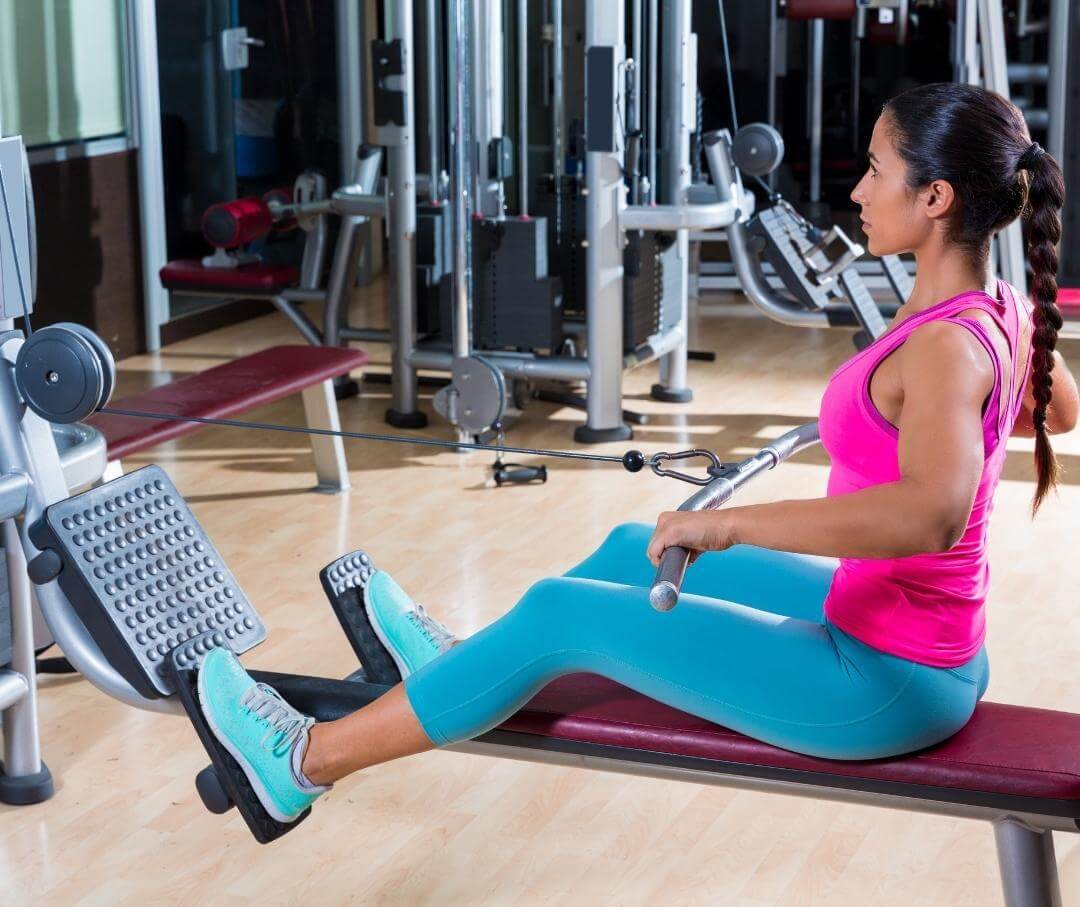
[631,0,642,133]
[126,0,169,352]
[450,0,473,360]
[335,0,364,186]
[385,0,424,426]
[809,19,824,204]
[518,0,529,217]
[2,520,43,782]
[425,0,443,198]
[551,0,564,236]
[647,0,658,200]
[655,0,692,402]
[579,0,631,443]
[1046,0,1067,163]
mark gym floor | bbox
[5,286,1079,905]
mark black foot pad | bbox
[165,632,310,844]
[319,551,403,686]
[0,761,54,805]
[650,384,693,404]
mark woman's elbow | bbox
[918,511,969,554]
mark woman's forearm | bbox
[728,481,960,559]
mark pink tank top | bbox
[819,279,1033,667]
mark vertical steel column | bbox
[449,0,473,361]
[551,0,564,237]
[384,0,426,428]
[631,0,642,133]
[977,0,1027,293]
[1,519,50,801]
[518,0,529,217]
[653,0,692,403]
[647,0,658,201]
[425,0,443,198]
[808,19,824,204]
[126,0,169,352]
[1046,0,1067,164]
[472,0,506,218]
[336,0,364,186]
[577,1,631,443]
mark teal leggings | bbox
[402,523,990,760]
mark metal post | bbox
[631,0,642,133]
[551,0,564,236]
[449,0,473,361]
[518,0,529,217]
[647,0,658,201]
[976,0,1028,293]
[425,0,443,198]
[384,0,426,428]
[1046,0,1067,163]
[1,520,46,791]
[955,0,979,84]
[809,19,824,205]
[126,0,169,352]
[335,0,364,186]
[654,0,692,403]
[993,820,1062,907]
[577,0,631,443]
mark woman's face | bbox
[850,115,935,257]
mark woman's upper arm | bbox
[896,323,993,546]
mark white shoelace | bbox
[405,602,457,652]
[240,683,314,755]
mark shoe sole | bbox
[196,666,302,825]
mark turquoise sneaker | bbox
[364,567,457,678]
[197,647,329,823]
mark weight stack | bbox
[416,202,453,341]
[623,231,664,350]
[472,216,563,352]
[535,175,587,319]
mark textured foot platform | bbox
[165,632,309,844]
[29,465,266,698]
[319,551,402,686]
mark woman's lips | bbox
[860,218,871,230]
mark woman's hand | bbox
[646,510,740,567]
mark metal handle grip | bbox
[648,422,821,611]
[650,546,690,611]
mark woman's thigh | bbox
[406,575,978,760]
[564,522,837,623]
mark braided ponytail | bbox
[1021,148,1066,515]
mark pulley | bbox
[433,355,507,436]
[731,123,785,178]
[15,323,115,423]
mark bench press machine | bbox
[1,317,1077,905]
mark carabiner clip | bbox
[648,449,726,486]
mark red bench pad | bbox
[1059,287,1080,314]
[89,346,368,460]
[160,260,300,294]
[503,673,1080,813]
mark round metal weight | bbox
[15,324,113,423]
[433,355,507,435]
[731,123,785,177]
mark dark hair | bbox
[883,83,1066,515]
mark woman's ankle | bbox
[301,723,336,787]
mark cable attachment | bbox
[648,449,726,486]
[490,422,547,487]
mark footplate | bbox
[165,630,309,844]
[319,551,402,686]
[28,465,266,698]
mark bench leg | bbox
[994,819,1062,907]
[300,380,351,494]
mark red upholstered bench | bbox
[89,345,368,493]
[1059,287,1080,315]
[160,260,301,295]
[500,674,1080,823]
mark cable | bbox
[0,155,33,334]
[716,0,739,134]
[97,406,634,466]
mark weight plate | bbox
[59,322,115,409]
[731,123,785,177]
[451,355,506,435]
[15,325,107,423]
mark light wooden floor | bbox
[4,285,1079,906]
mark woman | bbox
[197,83,1078,825]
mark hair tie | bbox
[1017,142,1045,172]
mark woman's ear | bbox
[921,179,957,221]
